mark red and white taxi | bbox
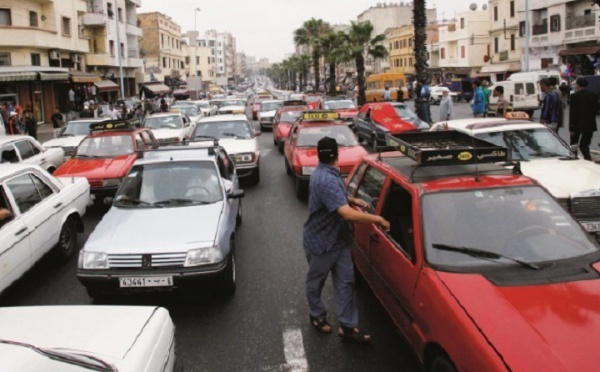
[317,97,359,125]
[272,102,309,153]
[53,119,158,205]
[284,111,367,198]
[251,94,272,120]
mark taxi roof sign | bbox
[283,100,307,106]
[301,111,340,121]
[90,119,140,132]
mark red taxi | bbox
[284,110,367,198]
[305,93,323,110]
[317,97,359,125]
[53,119,158,205]
[347,130,600,372]
[251,94,273,120]
[272,101,309,153]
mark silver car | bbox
[77,144,244,298]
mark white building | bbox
[196,30,236,79]
[182,31,216,88]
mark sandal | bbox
[309,316,332,333]
[338,325,372,343]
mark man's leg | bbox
[580,131,593,161]
[331,248,359,328]
[305,249,337,319]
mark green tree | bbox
[346,21,388,106]
[294,18,331,91]
[413,0,429,84]
[297,54,312,91]
[318,30,349,95]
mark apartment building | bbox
[438,10,491,79]
[138,11,185,89]
[0,0,91,122]
[82,0,142,99]
[182,30,216,89]
[235,52,247,82]
[388,25,415,76]
[197,30,236,79]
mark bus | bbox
[365,72,408,102]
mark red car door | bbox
[369,178,423,341]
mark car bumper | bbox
[235,163,259,177]
[259,119,274,127]
[77,259,228,294]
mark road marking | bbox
[282,328,309,371]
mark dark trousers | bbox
[571,131,593,161]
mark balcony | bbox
[566,14,595,30]
[86,53,116,67]
[125,0,141,6]
[82,13,107,28]
[126,23,142,37]
[532,20,548,36]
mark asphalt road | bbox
[0,114,420,371]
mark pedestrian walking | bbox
[303,137,389,343]
[418,79,432,123]
[549,77,566,131]
[79,102,93,118]
[481,80,491,117]
[51,107,64,129]
[471,81,486,118]
[7,112,20,135]
[381,86,392,102]
[160,99,169,112]
[396,86,404,103]
[493,86,510,118]
[539,78,559,132]
[569,77,598,161]
[24,110,37,139]
[68,88,76,111]
[108,104,121,120]
[439,89,454,121]
[0,103,9,128]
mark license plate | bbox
[581,222,600,232]
[119,276,173,288]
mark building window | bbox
[494,6,498,21]
[31,53,40,66]
[0,8,11,26]
[400,58,403,67]
[441,48,445,59]
[409,58,413,67]
[117,7,122,22]
[461,45,465,58]
[107,3,114,18]
[460,18,465,29]
[180,61,184,69]
[185,56,190,65]
[510,1,515,18]
[161,34,164,48]
[195,56,199,64]
[163,57,167,68]
[109,40,115,56]
[120,43,124,57]
[0,52,11,66]
[29,11,38,27]
[409,38,412,47]
[494,37,499,54]
[62,17,71,36]
[510,34,516,51]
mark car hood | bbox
[54,155,136,180]
[85,203,223,253]
[42,136,86,148]
[0,306,166,361]
[295,146,367,167]
[519,158,600,199]
[258,110,277,118]
[217,138,257,155]
[437,267,600,372]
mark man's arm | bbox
[337,205,390,230]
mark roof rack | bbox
[385,130,508,167]
[89,118,140,133]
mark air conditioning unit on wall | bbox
[49,50,60,60]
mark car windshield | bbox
[222,100,245,107]
[297,126,359,147]
[393,105,418,121]
[114,161,223,208]
[144,115,183,129]
[281,111,302,122]
[260,102,283,111]
[324,100,355,110]
[63,121,99,136]
[423,187,598,269]
[476,128,572,160]
[194,120,252,139]
[306,96,321,103]
[177,106,198,116]
[210,100,228,108]
[77,135,134,157]
[196,101,210,108]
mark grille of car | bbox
[108,252,187,268]
[571,196,600,220]
[62,146,76,156]
[88,179,103,188]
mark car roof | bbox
[0,135,36,145]
[148,112,183,118]
[135,147,218,165]
[434,118,541,133]
[198,114,249,123]
[0,164,41,180]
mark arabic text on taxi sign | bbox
[302,112,340,121]
[90,119,139,131]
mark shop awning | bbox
[0,71,37,82]
[39,72,70,81]
[173,89,190,95]
[479,64,511,74]
[559,47,600,56]
[70,72,102,83]
[94,80,119,92]
[143,84,170,94]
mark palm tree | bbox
[294,18,331,91]
[413,0,429,84]
[346,21,388,106]
[297,54,312,92]
[318,31,348,95]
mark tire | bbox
[430,355,457,372]
[220,245,236,294]
[295,176,307,199]
[54,217,78,261]
[236,200,242,227]
[285,159,292,176]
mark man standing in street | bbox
[439,89,453,121]
[471,81,486,118]
[24,110,37,139]
[108,104,121,120]
[569,77,598,161]
[419,79,432,123]
[539,78,559,132]
[396,85,404,103]
[51,107,63,129]
[381,86,392,102]
[481,80,491,117]
[68,87,76,111]
[303,137,389,343]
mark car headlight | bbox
[302,166,316,176]
[184,247,222,267]
[79,251,108,269]
[233,152,257,164]
[103,178,122,187]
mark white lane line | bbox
[282,328,309,372]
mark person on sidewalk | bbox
[493,86,510,118]
[396,85,405,103]
[539,78,559,132]
[569,77,598,161]
[24,110,37,139]
[471,81,486,118]
[381,86,392,102]
[439,89,454,121]
[51,107,64,129]
[7,112,20,135]
[303,137,390,344]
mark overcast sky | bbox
[139,0,482,62]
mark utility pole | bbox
[115,9,125,99]
[524,0,530,72]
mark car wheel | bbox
[54,217,77,261]
[371,134,380,152]
[430,355,457,372]
[285,159,292,176]
[221,245,236,294]
[295,176,307,199]
[236,200,242,227]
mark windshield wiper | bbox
[0,339,116,371]
[155,198,212,206]
[431,243,540,270]
[76,154,100,158]
[115,197,164,208]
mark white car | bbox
[0,164,89,295]
[42,118,107,157]
[193,100,213,117]
[143,113,195,144]
[217,99,246,115]
[0,135,64,173]
[257,100,284,130]
[429,86,457,105]
[0,306,178,371]
[171,105,203,123]
[430,117,600,238]
[191,114,261,184]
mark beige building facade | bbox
[182,30,216,88]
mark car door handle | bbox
[54,203,63,209]
[15,228,27,236]
[370,233,380,243]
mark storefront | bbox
[70,71,102,104]
[559,46,600,78]
[93,80,120,103]
[139,83,170,99]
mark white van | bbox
[507,70,561,83]
[488,80,540,116]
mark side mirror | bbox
[227,189,245,199]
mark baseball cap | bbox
[317,136,338,163]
